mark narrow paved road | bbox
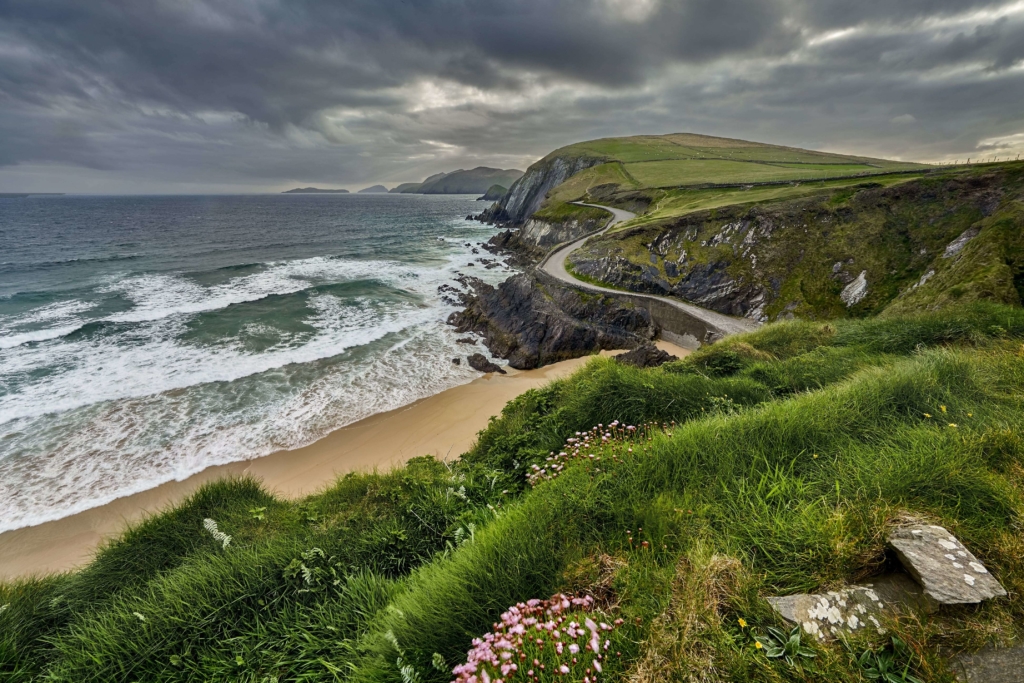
[538,202,758,337]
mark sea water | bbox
[0,193,509,532]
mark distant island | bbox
[357,185,389,193]
[0,193,65,198]
[390,167,523,195]
[282,187,349,194]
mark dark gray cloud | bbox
[0,0,1022,192]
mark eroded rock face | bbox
[887,525,1007,604]
[613,343,678,368]
[490,155,605,224]
[767,574,936,642]
[448,273,656,369]
[943,226,981,258]
[840,270,869,307]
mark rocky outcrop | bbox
[466,353,506,374]
[613,344,678,368]
[840,271,869,307]
[568,250,766,319]
[448,273,656,369]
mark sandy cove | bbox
[0,341,688,580]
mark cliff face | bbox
[490,155,606,224]
[448,273,656,369]
[567,169,1024,321]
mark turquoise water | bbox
[0,194,509,531]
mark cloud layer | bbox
[1,0,1023,191]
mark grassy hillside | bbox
[3,304,1023,681]
[566,163,1024,322]
[515,133,929,227]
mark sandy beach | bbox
[0,341,688,580]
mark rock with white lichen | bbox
[766,573,936,642]
[887,524,1007,604]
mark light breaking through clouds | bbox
[1,0,1023,192]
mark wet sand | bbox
[0,341,688,580]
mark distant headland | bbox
[282,187,349,194]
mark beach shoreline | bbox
[0,341,688,580]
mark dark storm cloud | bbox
[0,0,1023,191]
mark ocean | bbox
[0,193,509,533]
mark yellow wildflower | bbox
[738,618,748,628]
[924,413,932,418]
[949,423,957,428]
[755,641,763,649]
[812,453,818,459]
[940,405,947,413]
[967,412,973,418]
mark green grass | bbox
[526,133,928,229]
[3,304,1023,681]
[621,159,884,188]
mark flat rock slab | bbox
[954,645,1024,682]
[767,573,935,642]
[888,525,1006,604]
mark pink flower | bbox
[593,660,603,672]
[559,665,570,674]
[569,643,580,654]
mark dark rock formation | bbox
[456,337,476,344]
[451,357,461,365]
[449,273,657,369]
[613,343,678,368]
[467,353,506,374]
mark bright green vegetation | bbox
[623,159,886,189]
[557,133,925,169]
[527,133,928,227]
[620,173,925,229]
[3,303,1023,681]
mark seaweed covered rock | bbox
[448,273,656,369]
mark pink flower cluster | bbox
[528,421,652,487]
[451,593,622,683]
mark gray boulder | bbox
[887,525,1007,604]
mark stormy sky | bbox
[1,0,1023,193]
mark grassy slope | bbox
[527,132,928,233]
[3,304,1023,682]
[568,163,1024,321]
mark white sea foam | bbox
[0,299,96,349]
[0,230,513,533]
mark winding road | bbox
[537,202,759,338]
